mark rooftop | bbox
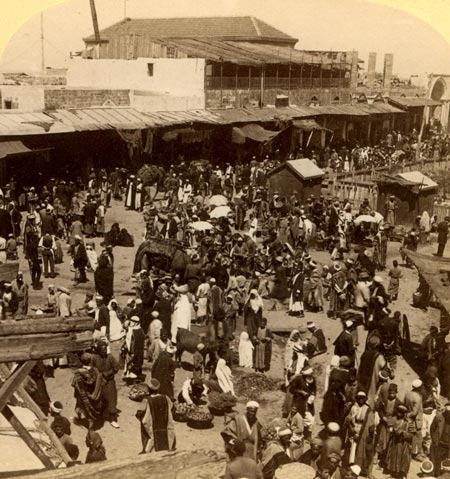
[270,158,325,180]
[84,16,298,45]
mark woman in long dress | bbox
[239,331,254,368]
[253,318,273,372]
[244,289,263,340]
[385,405,413,478]
[213,357,235,395]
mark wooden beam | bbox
[0,317,94,337]
[0,360,36,413]
[0,364,72,465]
[0,331,93,362]
[3,404,55,469]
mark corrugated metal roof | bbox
[141,38,349,66]
[270,158,325,180]
[0,112,75,136]
[388,97,441,108]
[315,104,369,116]
[48,108,156,131]
[84,16,297,44]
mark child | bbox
[50,401,71,436]
[388,260,403,301]
[85,430,106,464]
[192,343,205,380]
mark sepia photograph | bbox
[0,0,450,477]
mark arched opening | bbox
[431,79,446,101]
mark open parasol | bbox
[208,194,228,207]
[209,205,232,218]
[354,214,377,225]
[189,221,214,231]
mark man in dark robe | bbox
[152,346,176,400]
[430,403,450,476]
[0,203,13,239]
[91,342,120,429]
[334,320,356,367]
[436,217,449,257]
[136,378,176,454]
[72,235,88,283]
[94,256,114,304]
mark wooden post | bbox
[220,61,223,106]
[0,360,36,413]
[3,405,55,469]
[0,364,72,465]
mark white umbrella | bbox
[209,205,232,218]
[372,211,384,223]
[208,194,228,207]
[354,214,377,225]
[189,221,214,231]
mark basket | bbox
[186,417,214,429]
[208,406,233,417]
[186,411,214,429]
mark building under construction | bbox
[83,16,358,108]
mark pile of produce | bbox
[173,402,196,422]
[128,382,149,402]
[186,409,214,429]
[234,372,283,402]
[208,392,237,414]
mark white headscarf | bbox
[215,358,235,396]
[239,332,254,368]
[248,289,263,313]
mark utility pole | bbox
[89,0,101,59]
[40,12,45,74]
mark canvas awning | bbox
[0,141,51,159]
[232,124,280,144]
[405,250,450,315]
[292,119,331,132]
[161,128,212,143]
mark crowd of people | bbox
[1,139,450,478]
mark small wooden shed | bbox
[376,171,438,225]
[267,158,325,203]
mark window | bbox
[147,63,154,77]
[3,100,12,109]
[167,47,176,58]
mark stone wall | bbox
[44,89,130,110]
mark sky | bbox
[1,0,450,82]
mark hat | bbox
[345,258,355,265]
[246,400,259,409]
[442,459,450,472]
[57,286,69,294]
[127,298,135,305]
[373,276,383,283]
[209,278,216,284]
[148,378,160,391]
[333,262,342,271]
[50,401,63,414]
[359,271,370,280]
[328,452,341,463]
[307,321,316,329]
[95,294,104,301]
[302,367,314,376]
[396,404,408,413]
[166,346,177,355]
[345,319,354,328]
[412,379,423,389]
[130,316,140,323]
[339,356,352,367]
[278,428,292,438]
[275,256,283,263]
[135,298,143,305]
[356,391,367,398]
[310,437,323,447]
[48,284,55,290]
[197,343,205,351]
[74,234,82,240]
[293,345,304,353]
[350,464,361,476]
[327,422,340,433]
[420,460,434,475]
[379,370,390,381]
[151,311,160,318]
